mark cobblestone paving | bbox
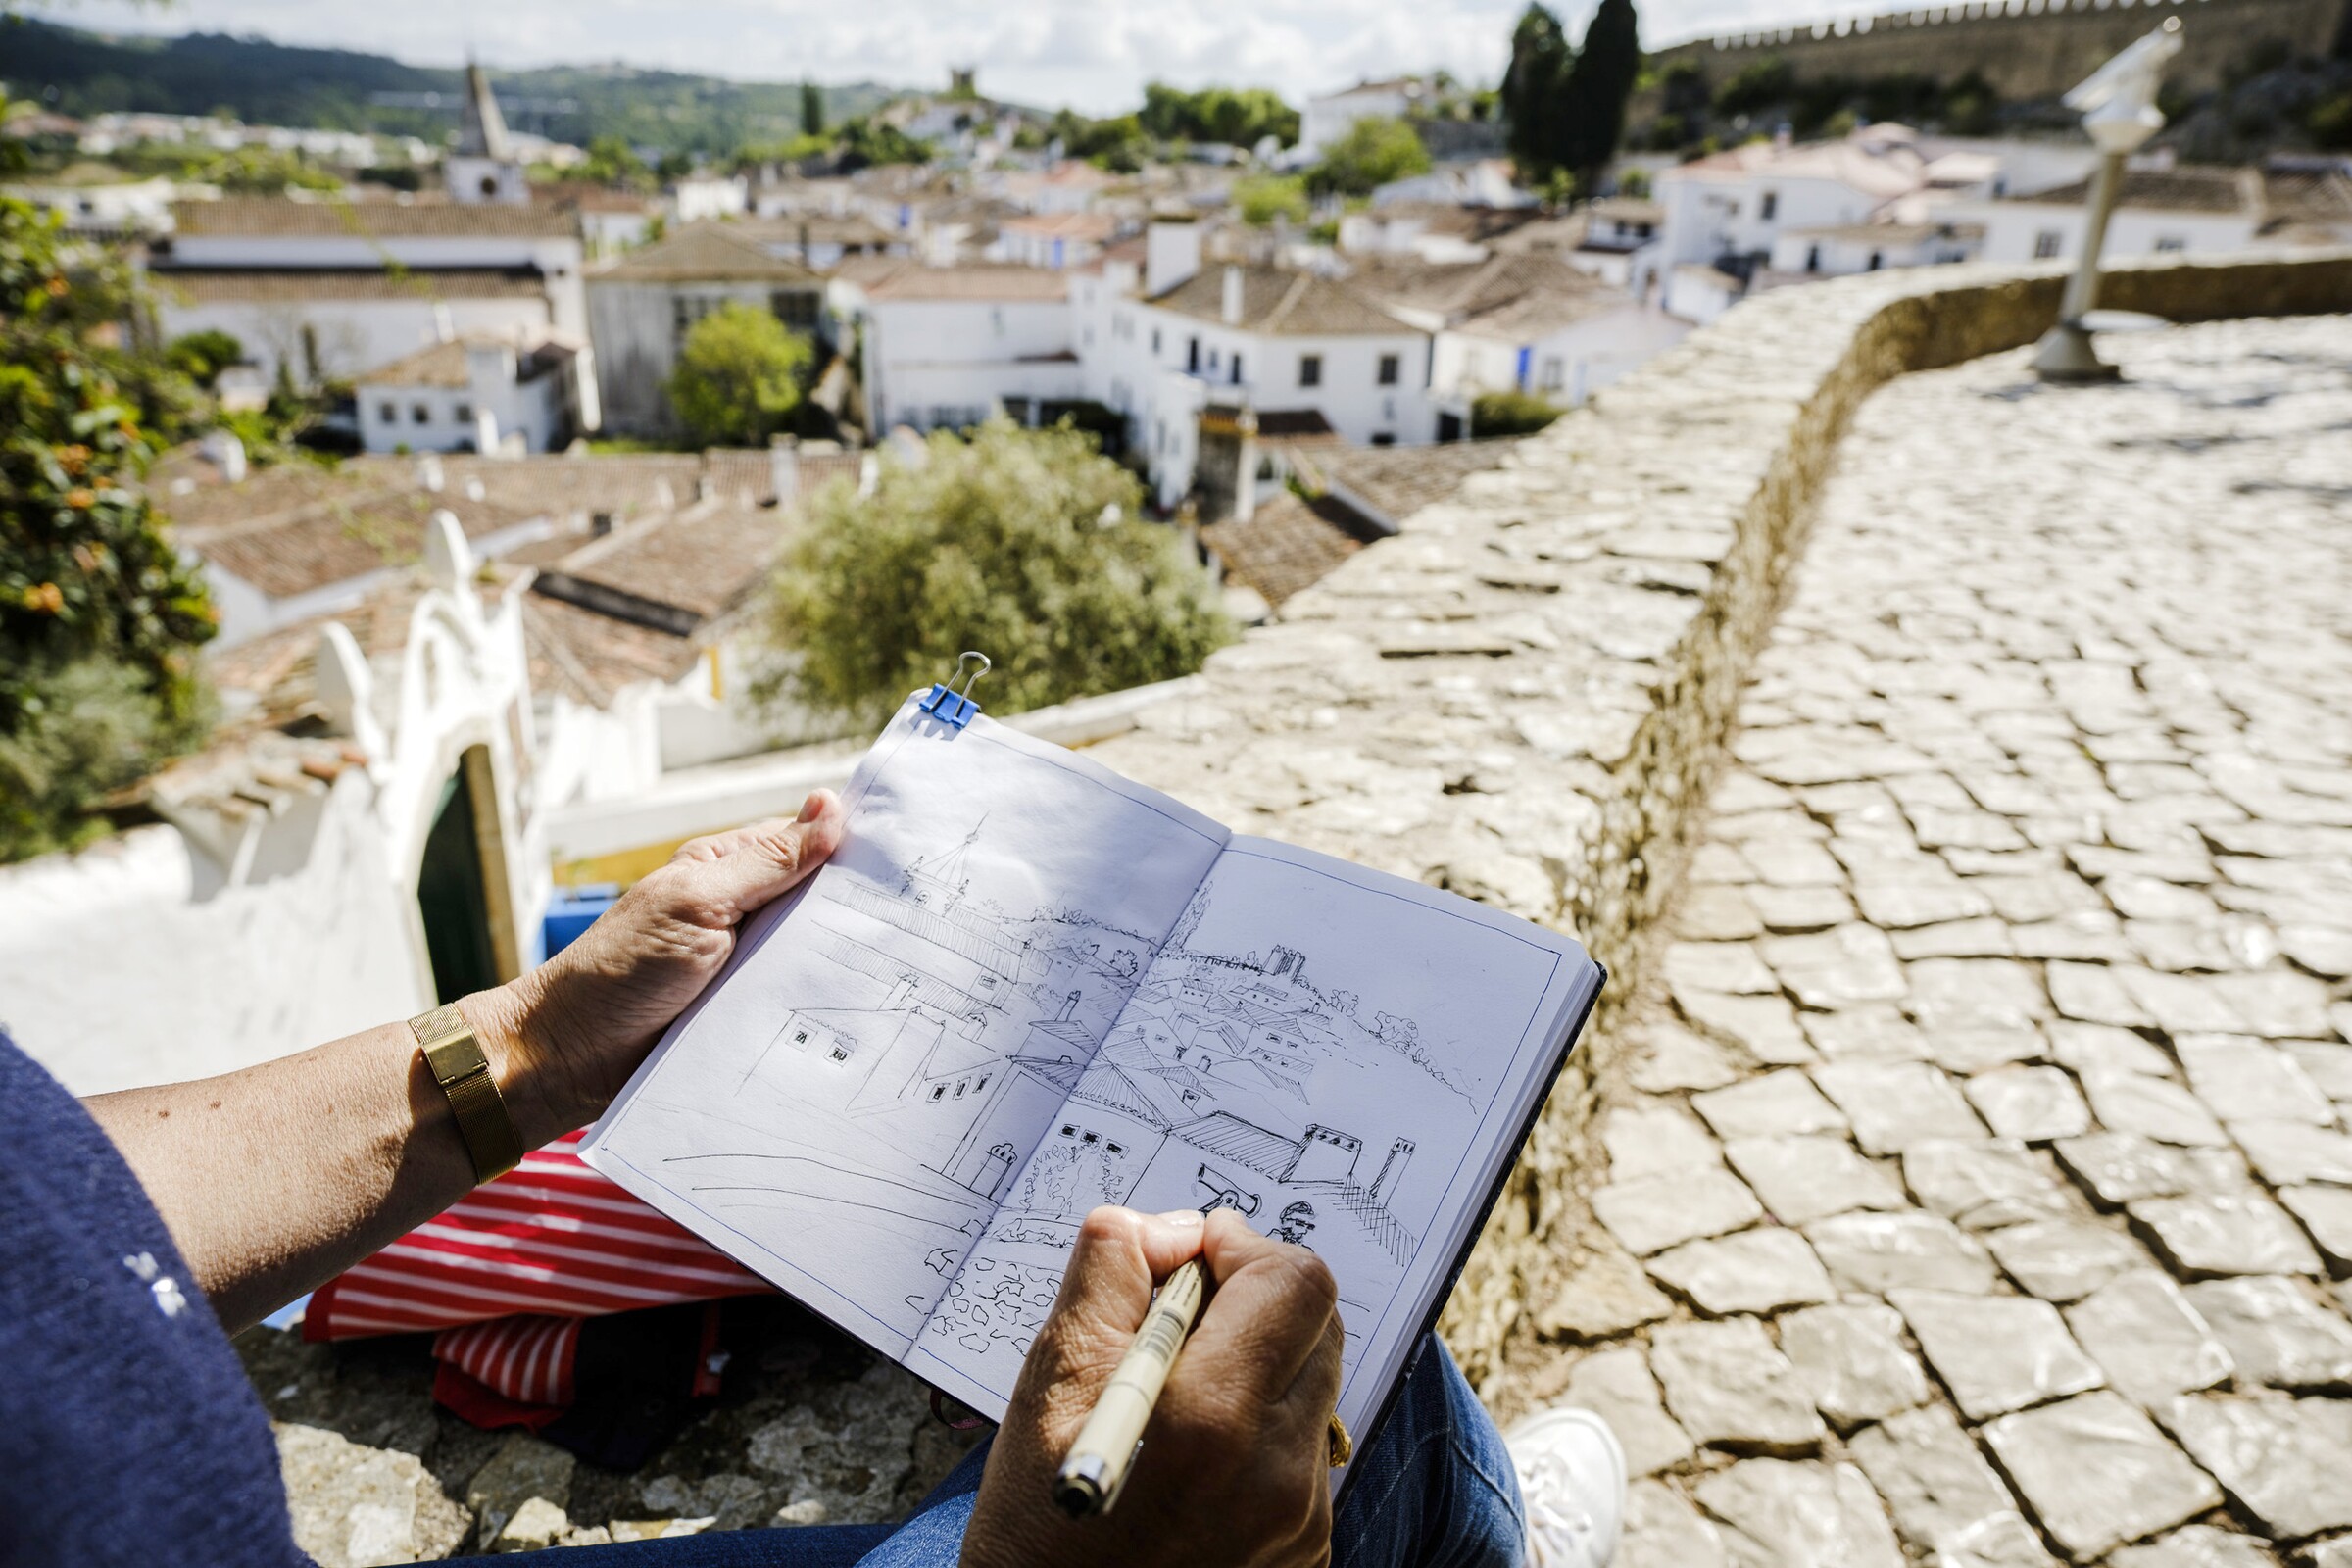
[1522,317,2352,1567]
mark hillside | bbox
[0,16,903,156]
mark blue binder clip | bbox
[918,651,990,730]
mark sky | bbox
[72,0,1818,117]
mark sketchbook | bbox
[579,691,1604,1472]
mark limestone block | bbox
[1778,1301,1931,1430]
[1983,1391,2223,1562]
[2065,1272,2234,1407]
[1649,1318,1826,1456]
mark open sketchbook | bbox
[580,692,1603,1472]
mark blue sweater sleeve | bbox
[0,1033,309,1567]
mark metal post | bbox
[2033,150,2128,383]
[2032,18,2182,385]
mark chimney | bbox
[1220,266,1245,326]
[1369,1138,1416,1207]
[1058,990,1080,1023]
[770,434,801,510]
[1145,218,1200,295]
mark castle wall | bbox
[1649,0,2346,102]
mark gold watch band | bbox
[411,1003,524,1184]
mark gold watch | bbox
[411,1004,524,1184]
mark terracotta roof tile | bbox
[144,267,551,304]
[1200,491,1383,609]
[171,196,579,239]
[589,222,825,284]
[1152,266,1414,337]
[1319,436,1528,529]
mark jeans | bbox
[517,1336,1525,1568]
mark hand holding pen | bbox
[959,1205,1347,1568]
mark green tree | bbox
[581,133,651,189]
[1,198,218,860]
[665,302,812,447]
[165,328,245,387]
[801,81,825,138]
[1503,3,1576,183]
[1050,109,1148,172]
[759,419,1231,725]
[1233,172,1310,226]
[1305,116,1431,197]
[834,117,935,171]
[1559,0,1642,193]
[1138,84,1300,148]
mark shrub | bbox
[1471,389,1563,438]
[759,418,1232,725]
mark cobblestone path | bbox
[1521,317,2352,1567]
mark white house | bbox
[147,197,586,387]
[1762,220,1981,284]
[585,223,829,435]
[0,166,184,235]
[671,173,752,223]
[1350,252,1690,411]
[988,210,1124,270]
[1559,197,1666,297]
[1654,128,1928,316]
[356,333,597,456]
[1338,203,1543,265]
[996,161,1116,215]
[1073,224,1438,510]
[1371,160,1531,211]
[1943,164,2266,266]
[1300,78,1427,162]
[831,259,1079,433]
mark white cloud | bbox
[69,0,1826,114]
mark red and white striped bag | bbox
[306,1131,772,1418]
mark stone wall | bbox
[1647,0,2348,103]
[1086,247,2352,1393]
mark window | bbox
[794,1029,810,1045]
[1152,327,1161,354]
[1207,347,1220,372]
[1759,191,1779,221]
[1377,353,1400,386]
[1804,244,1821,274]
[1539,357,1565,391]
[829,1046,849,1062]
[1866,252,1883,271]
[1298,353,1322,388]
[770,289,817,329]
[1186,336,1200,373]
[2153,235,2186,253]
[2033,230,2063,260]
[931,1085,948,1101]
[954,1080,967,1099]
[411,403,431,424]
[454,402,473,423]
[377,401,398,423]
[1230,354,1243,385]
[1371,432,1396,447]
[973,1075,989,1093]
[1106,1141,1125,1156]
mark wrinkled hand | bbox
[961,1205,1345,1568]
[468,790,847,1144]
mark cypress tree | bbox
[1502,3,1576,184]
[1561,0,1642,196]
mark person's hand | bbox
[961,1205,1345,1568]
[467,790,848,1143]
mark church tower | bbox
[449,63,529,206]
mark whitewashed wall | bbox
[0,778,427,1096]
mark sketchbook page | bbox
[579,693,1230,1364]
[904,834,1600,1430]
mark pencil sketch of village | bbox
[914,861,1501,1396]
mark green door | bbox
[416,770,499,1004]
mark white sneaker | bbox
[1504,1405,1628,1568]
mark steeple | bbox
[459,63,513,160]
[449,62,527,205]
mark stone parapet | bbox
[1086,247,2352,1391]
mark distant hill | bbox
[0,16,906,156]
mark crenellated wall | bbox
[1647,0,2347,101]
[1085,247,2352,1393]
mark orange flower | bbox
[65,487,95,511]
[24,583,65,614]
[57,444,89,475]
